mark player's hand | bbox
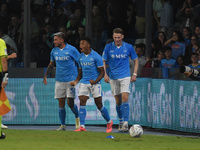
[43,77,47,85]
[104,74,110,83]
[131,75,137,82]
[70,81,77,86]
[1,81,7,88]
[89,80,96,85]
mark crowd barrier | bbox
[2,78,200,133]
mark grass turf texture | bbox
[1,130,200,150]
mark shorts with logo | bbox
[78,83,102,98]
[55,81,75,99]
[110,77,131,96]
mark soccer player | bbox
[70,36,113,133]
[43,32,80,131]
[0,38,8,139]
[102,28,138,132]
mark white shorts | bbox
[78,83,102,98]
[110,77,131,96]
[55,81,75,99]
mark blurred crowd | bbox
[0,0,200,76]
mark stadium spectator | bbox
[182,27,192,46]
[175,5,198,34]
[106,0,131,38]
[91,4,104,55]
[0,3,10,34]
[187,52,200,69]
[130,43,147,77]
[151,50,165,68]
[0,38,9,139]
[75,25,85,51]
[8,15,21,44]
[185,35,200,65]
[102,28,138,132]
[124,2,137,44]
[159,0,174,38]
[164,30,186,59]
[152,0,163,34]
[134,0,145,38]
[160,46,178,78]
[151,31,167,59]
[70,36,113,133]
[53,7,68,31]
[66,14,79,46]
[43,32,80,131]
[0,28,17,68]
[194,25,200,41]
[177,55,186,67]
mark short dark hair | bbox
[54,32,65,40]
[80,36,91,45]
[163,46,172,51]
[113,28,124,35]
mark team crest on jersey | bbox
[111,54,115,58]
[123,50,127,53]
[65,52,69,54]
[90,58,94,61]
[55,56,58,60]
[55,52,58,54]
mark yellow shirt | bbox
[0,39,8,72]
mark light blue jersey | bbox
[78,49,103,84]
[102,41,138,79]
[50,43,80,82]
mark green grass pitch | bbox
[1,130,200,150]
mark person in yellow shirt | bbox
[0,38,8,139]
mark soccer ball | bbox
[129,124,143,137]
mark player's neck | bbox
[59,43,66,49]
[84,48,91,55]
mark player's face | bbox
[53,36,64,48]
[80,40,90,54]
[113,33,124,46]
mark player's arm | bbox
[1,56,8,88]
[70,68,82,86]
[131,58,138,82]
[103,60,110,83]
[90,67,104,85]
[43,61,54,85]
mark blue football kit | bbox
[50,43,80,127]
[102,41,138,79]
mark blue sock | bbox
[116,104,123,122]
[99,107,110,122]
[79,106,86,126]
[70,104,79,118]
[122,101,129,122]
[59,107,66,125]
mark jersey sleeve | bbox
[95,53,104,68]
[77,54,82,69]
[0,39,8,57]
[129,45,138,60]
[71,47,80,62]
[102,44,109,61]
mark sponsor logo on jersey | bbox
[115,54,127,58]
[55,56,70,61]
[80,62,94,66]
